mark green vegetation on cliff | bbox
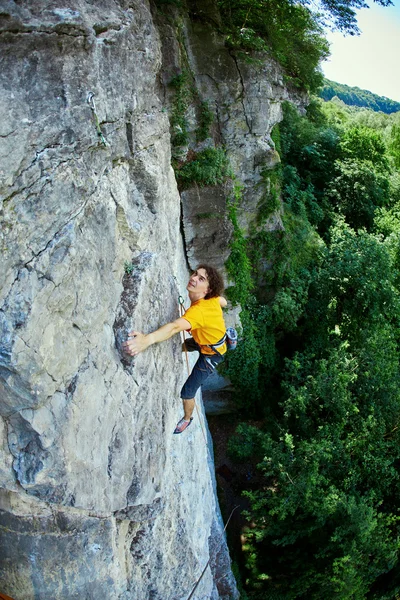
[217,0,329,92]
[225,99,400,599]
[320,78,400,114]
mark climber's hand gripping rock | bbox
[122,318,191,357]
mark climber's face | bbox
[187,268,210,298]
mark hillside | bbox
[320,78,400,114]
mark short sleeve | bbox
[183,303,204,330]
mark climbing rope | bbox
[87,92,108,147]
[178,295,209,447]
[186,505,240,600]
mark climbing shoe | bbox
[173,417,193,434]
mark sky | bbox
[321,1,400,102]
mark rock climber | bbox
[122,264,227,434]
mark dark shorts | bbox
[180,337,224,400]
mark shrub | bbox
[175,147,232,188]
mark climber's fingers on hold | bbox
[122,331,144,356]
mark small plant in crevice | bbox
[124,261,135,275]
[169,71,192,149]
[196,100,214,142]
[169,71,215,151]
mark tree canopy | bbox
[224,98,400,599]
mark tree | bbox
[340,126,389,171]
[224,95,400,599]
[326,158,390,230]
[229,222,400,599]
[388,124,400,169]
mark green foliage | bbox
[278,101,397,235]
[270,123,281,155]
[306,220,400,341]
[196,100,214,142]
[339,126,389,171]
[225,184,254,306]
[226,98,400,598]
[277,102,341,233]
[224,306,263,409]
[224,185,265,409]
[306,0,394,34]
[320,78,400,114]
[174,147,232,188]
[257,165,282,221]
[282,165,324,225]
[327,158,390,230]
[124,261,134,275]
[168,68,214,154]
[231,561,251,600]
[388,123,400,169]
[228,423,266,461]
[230,225,400,598]
[169,71,191,148]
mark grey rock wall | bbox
[156,0,307,277]
[0,1,238,598]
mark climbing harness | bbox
[87,92,108,147]
[178,296,209,447]
[206,326,238,355]
[206,332,227,356]
[186,505,239,600]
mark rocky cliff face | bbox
[0,1,304,598]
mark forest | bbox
[320,79,400,114]
[223,98,400,599]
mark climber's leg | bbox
[183,397,195,420]
[173,353,223,434]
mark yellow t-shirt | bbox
[184,297,227,356]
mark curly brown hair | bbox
[196,264,224,299]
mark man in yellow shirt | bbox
[123,264,227,434]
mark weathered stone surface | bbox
[157,2,307,268]
[0,1,238,598]
[180,183,234,272]
[183,17,306,234]
[0,497,119,600]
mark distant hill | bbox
[320,79,400,114]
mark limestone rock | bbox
[180,183,234,273]
[158,3,307,268]
[0,1,238,598]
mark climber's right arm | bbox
[123,318,191,356]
